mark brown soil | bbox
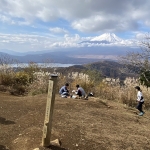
[0,92,150,150]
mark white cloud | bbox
[135,33,146,40]
[0,14,30,26]
[49,27,68,34]
[72,16,117,32]
[0,33,58,52]
[0,0,150,33]
[0,32,93,51]
[72,14,139,33]
[0,14,12,24]
[0,32,141,52]
[37,7,60,22]
[18,21,30,26]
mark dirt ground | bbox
[0,92,150,150]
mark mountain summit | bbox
[80,33,126,45]
[91,33,123,43]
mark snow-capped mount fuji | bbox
[90,33,123,43]
[80,33,136,46]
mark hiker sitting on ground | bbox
[59,83,70,97]
[75,84,86,98]
[135,86,145,116]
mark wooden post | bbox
[42,74,58,147]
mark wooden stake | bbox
[42,74,58,147]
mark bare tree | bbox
[0,54,18,73]
[121,33,150,87]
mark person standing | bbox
[135,86,145,116]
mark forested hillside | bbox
[56,61,137,80]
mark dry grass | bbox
[0,92,150,150]
[71,78,150,109]
[0,64,150,110]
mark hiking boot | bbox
[139,112,144,116]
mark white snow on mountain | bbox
[80,33,137,47]
[91,33,123,43]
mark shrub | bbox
[0,73,14,86]
[10,85,27,95]
[23,62,40,83]
[28,71,50,95]
[0,85,7,92]
[84,69,102,84]
[70,78,95,96]
[8,72,31,95]
[14,71,31,85]
[0,71,33,95]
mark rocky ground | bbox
[0,92,150,150]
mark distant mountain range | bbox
[0,33,140,64]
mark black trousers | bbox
[136,102,144,112]
[77,91,82,97]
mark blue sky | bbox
[0,0,150,52]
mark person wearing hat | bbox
[135,86,145,116]
[59,83,70,97]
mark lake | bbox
[10,63,76,68]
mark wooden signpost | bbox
[42,74,58,147]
